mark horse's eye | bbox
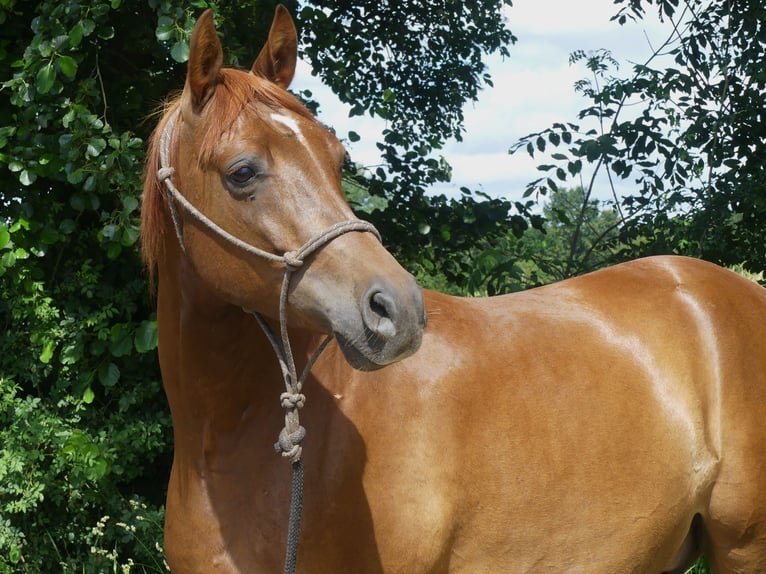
[228,165,257,186]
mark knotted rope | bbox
[157,107,380,574]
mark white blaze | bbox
[270,112,335,193]
[271,113,304,141]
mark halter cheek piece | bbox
[156,107,380,574]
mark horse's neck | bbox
[156,255,314,454]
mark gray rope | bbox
[157,106,379,574]
[284,460,304,574]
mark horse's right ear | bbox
[185,9,223,113]
[252,5,298,88]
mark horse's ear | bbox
[251,5,298,88]
[186,9,223,112]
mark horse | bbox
[141,6,766,573]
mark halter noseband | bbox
[157,108,381,270]
[156,107,380,574]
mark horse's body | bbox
[142,7,766,573]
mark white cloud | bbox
[292,1,674,201]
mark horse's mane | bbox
[141,68,316,286]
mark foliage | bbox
[685,556,711,574]
[300,0,529,278]
[0,0,175,569]
[0,0,519,569]
[433,186,623,296]
[511,0,766,276]
[86,499,168,573]
[514,186,621,284]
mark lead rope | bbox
[247,219,374,574]
[156,107,380,574]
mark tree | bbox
[0,1,517,569]
[444,187,622,296]
[516,186,621,284]
[512,0,766,276]
[300,1,525,282]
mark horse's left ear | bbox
[252,5,298,88]
[186,9,223,112]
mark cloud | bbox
[292,1,673,202]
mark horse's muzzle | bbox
[337,275,426,371]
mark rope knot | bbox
[157,166,175,182]
[280,392,306,409]
[275,425,306,462]
[283,250,303,269]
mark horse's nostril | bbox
[364,289,397,338]
[370,292,392,319]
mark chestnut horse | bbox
[141,6,766,573]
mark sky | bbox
[291,0,674,203]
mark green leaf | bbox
[10,218,30,232]
[87,458,109,481]
[349,104,365,117]
[0,224,9,249]
[86,137,106,157]
[109,324,133,356]
[83,174,96,191]
[567,160,582,176]
[80,19,96,36]
[121,195,139,214]
[83,387,95,404]
[39,340,55,364]
[171,40,189,63]
[57,55,78,78]
[69,22,84,46]
[101,224,118,240]
[19,169,36,186]
[1,250,16,269]
[36,64,55,94]
[98,362,120,387]
[120,225,139,247]
[348,130,361,142]
[134,320,158,353]
[106,242,122,259]
[70,192,86,210]
[155,16,175,40]
[97,25,115,41]
[0,126,15,148]
[40,226,59,245]
[59,219,76,234]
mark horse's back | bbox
[320,255,766,572]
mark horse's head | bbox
[142,7,425,370]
